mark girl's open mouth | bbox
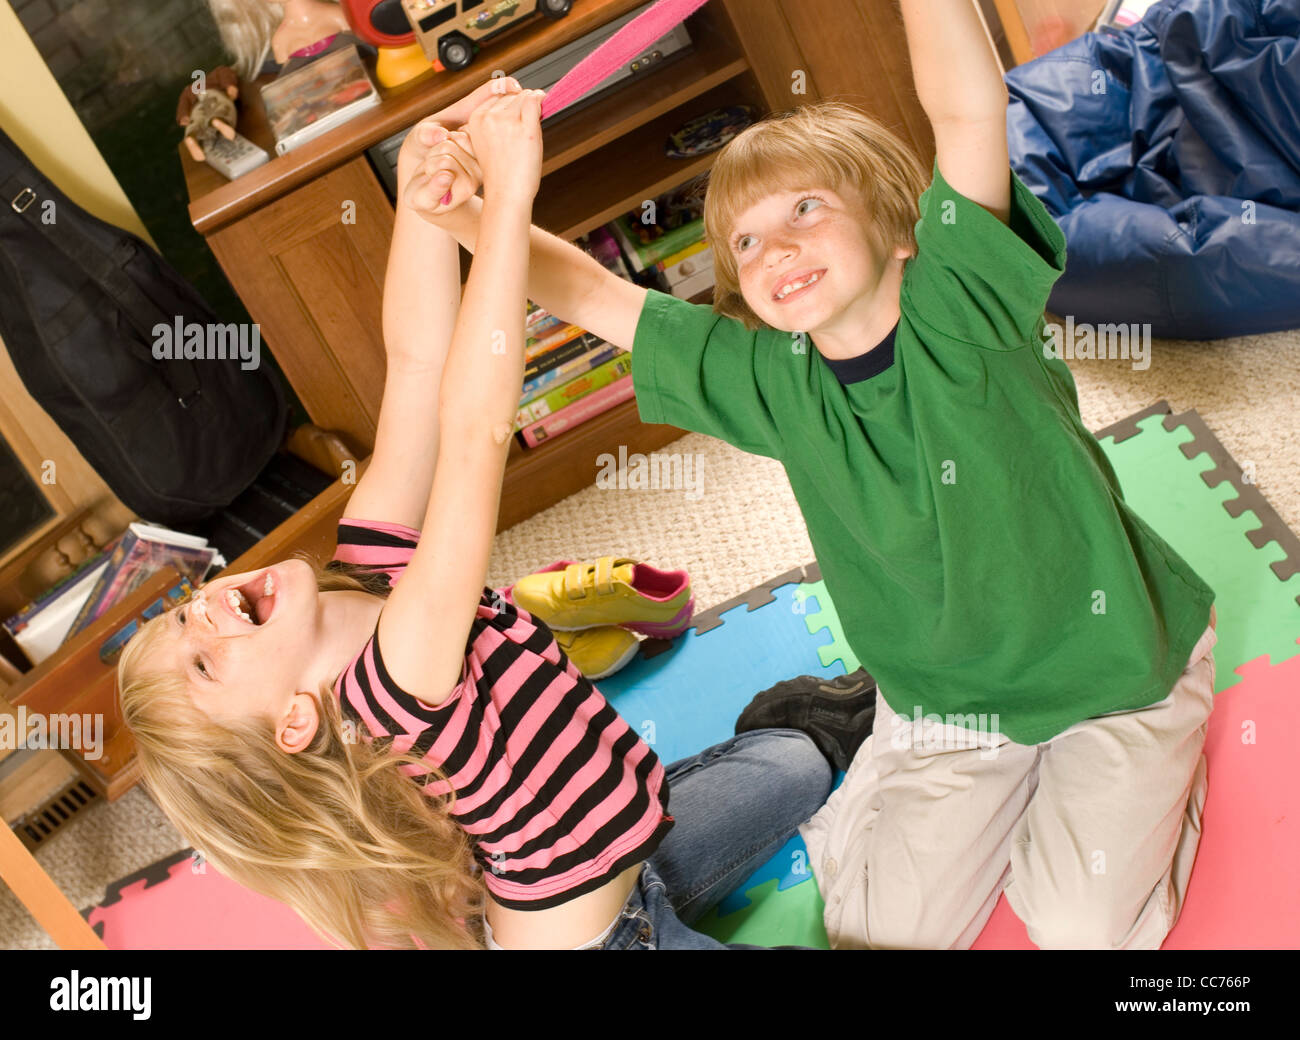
[224,569,277,626]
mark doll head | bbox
[208,0,286,80]
[207,0,347,80]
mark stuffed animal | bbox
[176,65,241,164]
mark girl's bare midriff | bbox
[485,861,642,949]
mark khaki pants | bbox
[799,623,1218,949]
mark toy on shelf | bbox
[176,65,241,163]
[207,0,353,78]
[175,65,272,178]
[343,0,572,73]
[260,43,382,155]
[665,104,756,158]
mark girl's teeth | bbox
[227,589,254,623]
[264,573,273,596]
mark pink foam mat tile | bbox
[972,647,1300,949]
[88,852,331,950]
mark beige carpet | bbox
[3,325,1297,948]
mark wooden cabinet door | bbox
[721,0,936,170]
[205,156,394,452]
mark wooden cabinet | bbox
[181,0,936,531]
[204,156,393,449]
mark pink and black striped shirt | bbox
[329,517,673,910]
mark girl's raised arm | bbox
[375,89,546,707]
[342,79,524,531]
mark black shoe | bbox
[734,667,878,772]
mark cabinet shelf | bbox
[185,0,657,234]
[537,76,763,240]
[500,397,686,532]
[538,15,750,176]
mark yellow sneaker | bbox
[511,558,694,636]
[554,626,641,680]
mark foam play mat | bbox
[83,402,1300,949]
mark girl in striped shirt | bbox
[117,80,833,950]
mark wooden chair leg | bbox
[0,821,106,949]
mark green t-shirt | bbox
[632,161,1214,744]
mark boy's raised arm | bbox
[898,0,1011,223]
[405,132,648,352]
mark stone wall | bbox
[11,0,226,130]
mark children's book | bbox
[66,524,224,638]
[607,173,709,271]
[525,301,563,338]
[523,331,606,382]
[260,44,381,156]
[609,214,705,273]
[513,353,633,432]
[518,373,635,448]
[3,552,114,666]
[525,323,587,365]
[96,576,198,667]
[3,540,118,630]
[520,342,623,406]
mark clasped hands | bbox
[399,76,544,218]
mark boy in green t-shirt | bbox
[410,0,1217,950]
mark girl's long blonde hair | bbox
[117,556,484,950]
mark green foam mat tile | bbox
[798,580,860,674]
[1097,406,1300,683]
[695,875,831,949]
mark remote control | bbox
[201,132,272,180]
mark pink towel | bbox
[540,0,713,119]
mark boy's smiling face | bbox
[726,185,912,350]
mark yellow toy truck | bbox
[400,0,574,70]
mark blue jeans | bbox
[598,728,832,950]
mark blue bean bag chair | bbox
[1004,0,1300,340]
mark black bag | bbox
[0,127,287,525]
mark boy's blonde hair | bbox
[117,557,484,950]
[704,100,930,331]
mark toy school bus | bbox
[401,0,573,70]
